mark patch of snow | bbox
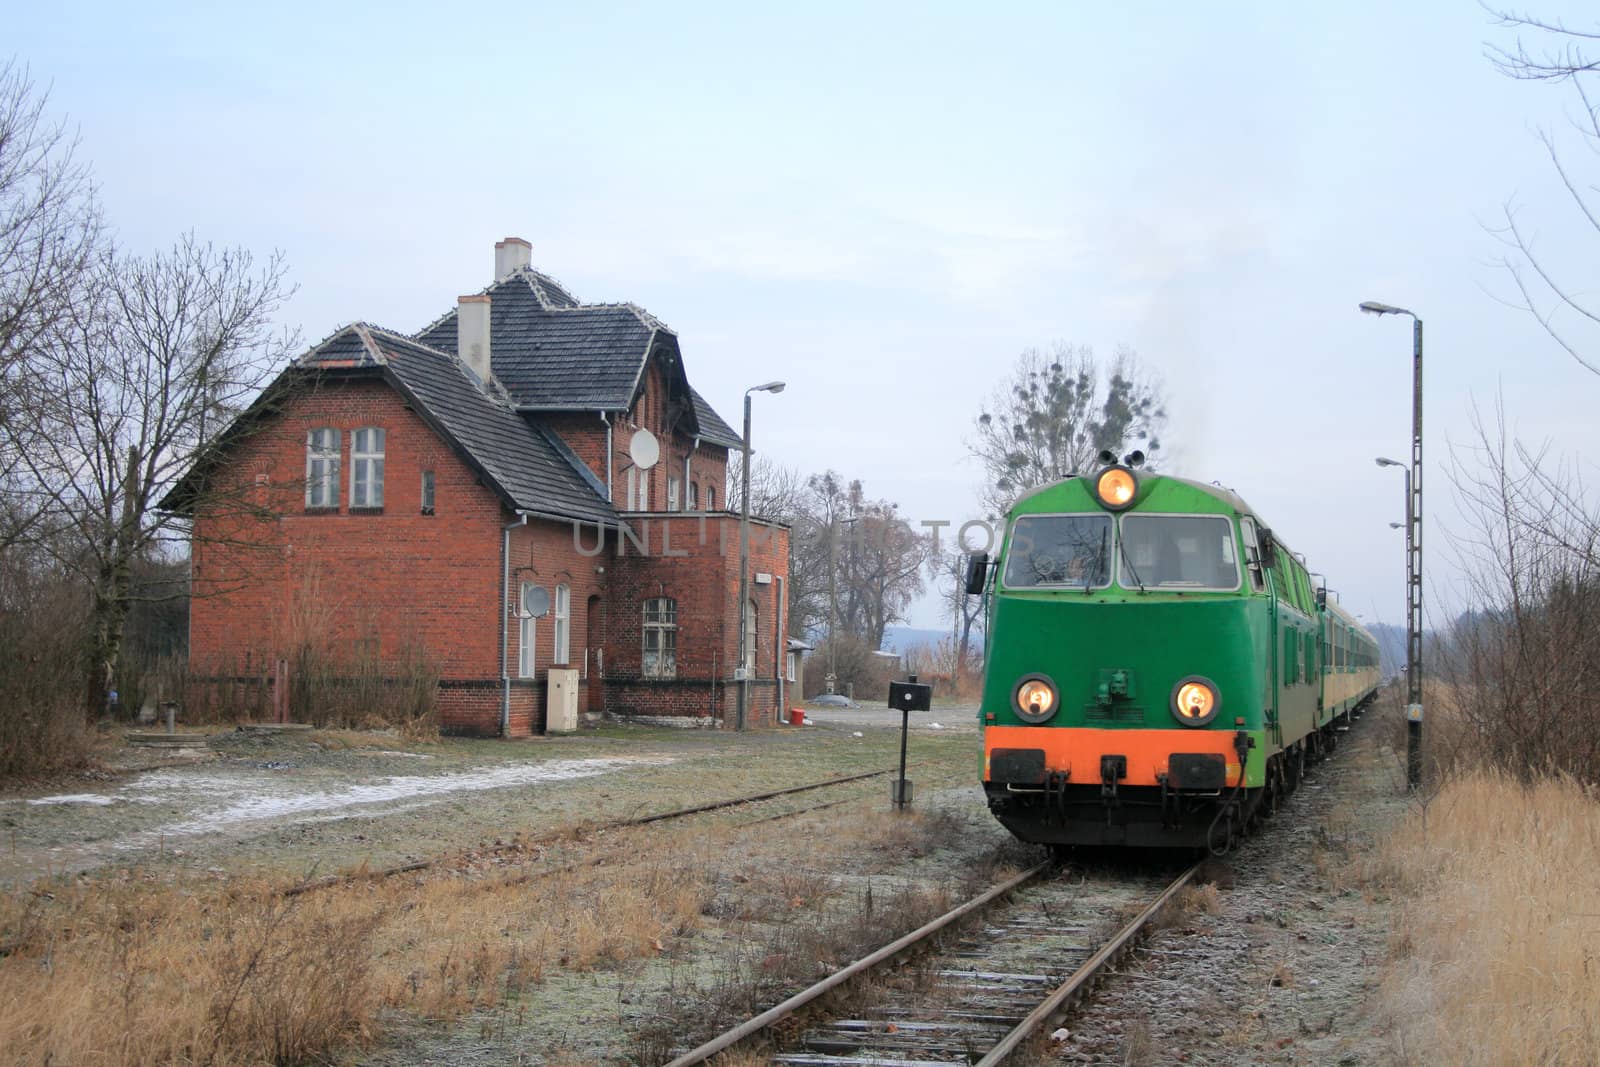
[121,757,664,846]
[27,794,116,806]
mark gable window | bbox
[554,583,570,664]
[519,582,536,678]
[305,427,339,508]
[421,470,435,515]
[643,597,677,678]
[350,427,385,508]
[667,476,680,512]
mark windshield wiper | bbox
[1117,520,1146,593]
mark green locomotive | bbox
[968,454,1380,850]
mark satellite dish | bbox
[521,585,550,619]
[629,429,660,470]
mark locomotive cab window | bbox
[1002,514,1113,588]
[1117,514,1240,591]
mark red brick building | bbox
[165,238,791,735]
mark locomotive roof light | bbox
[1012,673,1060,724]
[1094,466,1139,511]
[1170,675,1221,727]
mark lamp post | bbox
[737,380,786,731]
[1362,301,1424,789]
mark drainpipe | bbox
[684,435,700,510]
[775,575,785,716]
[600,412,613,502]
[501,512,529,737]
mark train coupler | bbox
[1099,755,1126,801]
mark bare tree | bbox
[837,499,929,650]
[5,235,295,712]
[728,457,829,637]
[968,343,1165,514]
[1486,8,1600,374]
[932,545,984,678]
[1439,394,1600,783]
[0,60,102,548]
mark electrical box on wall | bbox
[547,669,579,733]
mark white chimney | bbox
[457,294,492,383]
[494,237,532,281]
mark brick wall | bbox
[187,371,780,737]
[604,514,790,727]
[540,358,730,514]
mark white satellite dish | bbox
[521,585,550,619]
[629,429,660,470]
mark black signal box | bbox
[888,679,932,712]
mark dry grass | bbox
[0,793,991,1065]
[0,821,720,1065]
[1375,770,1600,1066]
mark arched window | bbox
[518,582,536,678]
[553,584,570,664]
[305,427,339,508]
[643,598,676,679]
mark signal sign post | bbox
[887,675,932,810]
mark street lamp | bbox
[737,380,786,731]
[1362,301,1424,789]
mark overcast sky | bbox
[13,2,1598,632]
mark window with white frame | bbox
[667,476,680,512]
[626,467,650,511]
[744,598,757,673]
[688,481,699,511]
[518,581,536,678]
[786,651,797,683]
[642,597,676,679]
[305,427,339,508]
[350,427,385,508]
[420,470,435,515]
[706,485,716,511]
[554,583,570,664]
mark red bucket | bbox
[789,707,805,726]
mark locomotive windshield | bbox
[1117,514,1240,590]
[1003,514,1113,588]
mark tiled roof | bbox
[690,387,742,449]
[417,269,661,411]
[414,268,740,449]
[353,325,617,526]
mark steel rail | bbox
[661,861,1052,1067]
[281,767,897,898]
[973,861,1202,1066]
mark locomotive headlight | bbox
[1170,676,1220,727]
[1012,674,1060,724]
[1095,466,1138,510]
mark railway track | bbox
[664,859,1201,1067]
[280,766,907,897]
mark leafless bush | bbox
[1440,400,1600,784]
[0,540,93,777]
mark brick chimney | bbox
[494,237,532,281]
[457,295,492,383]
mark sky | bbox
[11,1,1598,632]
